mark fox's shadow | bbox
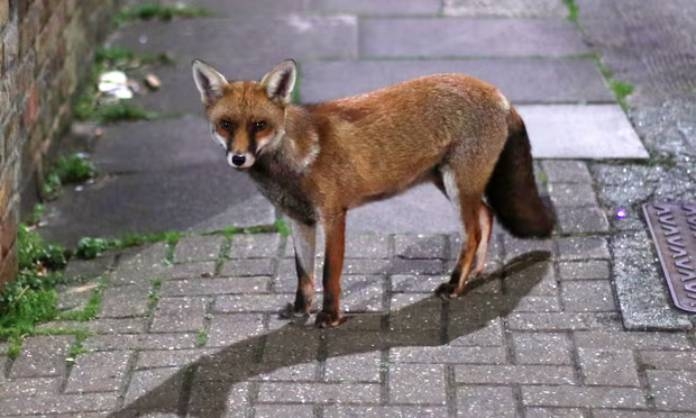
[108,251,550,417]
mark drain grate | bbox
[643,202,696,313]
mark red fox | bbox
[192,59,554,327]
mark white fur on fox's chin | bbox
[227,152,255,169]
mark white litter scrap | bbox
[98,70,134,99]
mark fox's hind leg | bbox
[435,166,489,299]
[472,203,494,276]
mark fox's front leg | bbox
[316,209,347,328]
[288,219,317,316]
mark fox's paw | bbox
[279,303,316,319]
[315,311,347,328]
[434,283,465,300]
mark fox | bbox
[191,58,554,328]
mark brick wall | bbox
[0,0,123,288]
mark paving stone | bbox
[313,0,440,15]
[342,275,386,312]
[390,345,507,364]
[592,411,696,418]
[301,58,613,103]
[325,352,381,382]
[0,392,119,415]
[574,330,692,350]
[0,377,60,397]
[513,332,573,365]
[213,294,289,313]
[262,328,320,364]
[502,235,553,264]
[99,284,149,318]
[455,364,575,385]
[557,207,610,234]
[228,233,281,258]
[151,297,208,332]
[558,261,611,280]
[521,385,647,408]
[84,333,199,351]
[187,381,249,417]
[10,336,71,378]
[525,407,587,418]
[512,295,562,313]
[548,183,599,208]
[507,312,620,331]
[257,382,381,403]
[391,274,448,293]
[167,261,216,280]
[174,235,225,263]
[443,0,567,17]
[207,313,264,347]
[561,280,616,312]
[110,244,169,286]
[254,404,314,418]
[63,256,113,281]
[220,258,275,277]
[135,348,216,370]
[83,318,147,334]
[648,370,696,411]
[65,351,131,393]
[389,363,447,404]
[124,367,184,408]
[389,258,446,275]
[255,362,319,382]
[577,348,640,387]
[541,161,594,184]
[457,386,517,418]
[556,237,610,261]
[394,234,447,259]
[325,406,449,418]
[161,277,270,296]
[640,350,696,371]
[361,18,590,58]
[505,260,557,296]
[344,234,390,259]
[56,280,100,312]
[450,318,504,346]
[520,105,648,159]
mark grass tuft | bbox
[594,56,635,110]
[116,3,211,24]
[195,329,208,347]
[563,0,579,23]
[42,154,96,200]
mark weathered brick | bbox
[325,352,381,382]
[325,406,449,418]
[0,376,60,397]
[0,392,119,415]
[214,294,288,313]
[207,313,264,346]
[502,234,553,264]
[640,350,696,371]
[110,243,169,286]
[574,330,692,350]
[229,233,281,258]
[506,260,557,296]
[593,410,696,418]
[220,258,275,277]
[150,297,208,332]
[508,312,620,331]
[390,345,507,364]
[83,333,199,351]
[542,160,593,184]
[521,385,646,408]
[162,276,271,296]
[394,234,447,259]
[65,351,132,393]
[457,386,517,418]
[578,348,640,386]
[135,348,216,370]
[187,381,249,417]
[548,183,598,207]
[174,235,225,263]
[513,332,572,365]
[455,364,575,385]
[525,407,587,418]
[556,237,610,260]
[557,207,610,234]
[254,404,314,418]
[167,261,216,280]
[124,367,184,407]
[10,335,71,378]
[99,284,149,318]
[561,280,616,312]
[648,370,696,411]
[558,261,611,280]
[257,382,381,403]
[390,363,447,404]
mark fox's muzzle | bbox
[227,151,255,169]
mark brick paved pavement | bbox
[2,160,695,417]
[8,0,696,416]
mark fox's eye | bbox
[254,120,267,131]
[220,120,234,131]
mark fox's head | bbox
[191,59,297,169]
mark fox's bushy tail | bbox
[485,108,554,238]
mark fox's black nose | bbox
[231,154,246,166]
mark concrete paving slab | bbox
[361,18,591,58]
[92,115,219,173]
[300,58,614,103]
[109,16,357,64]
[518,105,649,159]
[40,165,274,246]
[443,0,567,17]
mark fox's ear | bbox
[192,59,227,105]
[260,59,297,105]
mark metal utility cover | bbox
[643,202,696,313]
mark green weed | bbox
[95,47,174,68]
[595,56,635,110]
[195,329,208,347]
[563,0,579,23]
[116,3,210,24]
[27,204,45,226]
[274,219,291,237]
[42,154,96,200]
[95,102,158,123]
[57,279,105,321]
